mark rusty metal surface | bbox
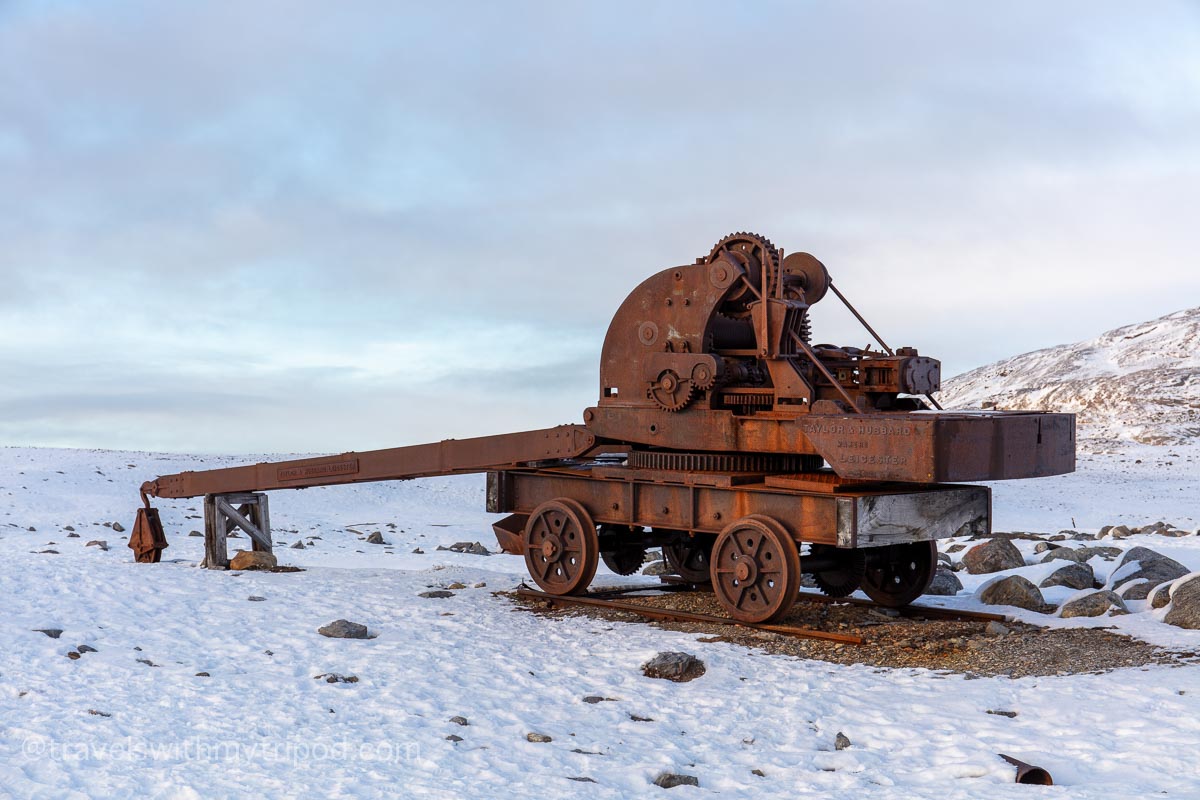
[127,507,167,563]
[999,754,1054,785]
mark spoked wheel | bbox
[861,541,937,607]
[523,499,599,595]
[710,515,800,623]
[809,544,865,598]
[599,524,646,576]
[663,537,713,583]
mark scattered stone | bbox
[445,734,463,742]
[1041,546,1121,565]
[290,541,306,550]
[987,709,1018,718]
[436,541,491,556]
[962,539,1025,574]
[314,673,359,684]
[1109,525,1132,539]
[419,590,455,599]
[653,772,699,789]
[112,522,125,533]
[85,540,108,551]
[449,716,469,726]
[67,532,79,538]
[1150,581,1175,609]
[64,525,75,531]
[365,532,386,545]
[473,581,487,588]
[583,696,616,704]
[137,658,158,667]
[247,595,266,602]
[630,714,654,722]
[752,769,766,777]
[1164,575,1200,629]
[27,526,35,531]
[77,644,97,653]
[526,732,552,743]
[1060,590,1128,618]
[87,709,112,717]
[447,582,467,590]
[188,530,203,537]
[568,777,597,783]
[412,548,424,554]
[317,619,370,639]
[34,628,63,639]
[978,575,1045,611]
[937,553,952,567]
[39,549,59,554]
[642,651,706,682]
[946,543,967,553]
[229,550,277,571]
[926,566,963,596]
[66,651,81,660]
[195,672,210,677]
[642,560,669,576]
[1040,562,1094,591]
[1034,542,1063,554]
[1111,547,1189,600]
[835,732,852,750]
[984,621,1010,636]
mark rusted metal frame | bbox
[516,586,864,645]
[790,332,863,413]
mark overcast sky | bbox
[1,1,1197,454]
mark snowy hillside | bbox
[939,306,1200,453]
[3,446,1200,798]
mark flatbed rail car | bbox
[132,233,1073,624]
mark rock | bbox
[188,530,203,537]
[653,772,699,789]
[112,522,125,533]
[195,672,210,677]
[1151,581,1175,609]
[290,541,306,550]
[946,543,967,553]
[39,549,59,554]
[987,709,1018,718]
[1110,525,1132,539]
[630,714,653,722]
[978,575,1045,611]
[314,673,359,684]
[1111,547,1189,600]
[984,621,1010,636]
[67,532,79,538]
[317,619,370,639]
[962,539,1025,574]
[445,734,463,742]
[229,550,277,571]
[473,582,487,588]
[642,652,706,682]
[85,540,108,551]
[568,776,597,783]
[526,732,552,743]
[77,644,97,653]
[64,525,75,532]
[34,629,63,639]
[419,590,455,599]
[835,732,852,750]
[1033,542,1063,553]
[449,716,469,726]
[365,532,385,544]
[438,541,491,556]
[66,651,81,660]
[1164,575,1200,629]
[642,560,669,576]
[1070,531,1096,541]
[247,595,266,602]
[1039,562,1094,591]
[751,769,766,777]
[1041,546,1121,564]
[583,696,615,704]
[412,548,424,554]
[1060,590,1128,618]
[937,553,952,567]
[447,582,467,590]
[926,566,963,596]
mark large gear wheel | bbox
[705,232,781,319]
[647,369,695,412]
[809,545,866,598]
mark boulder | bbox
[229,550,277,571]
[1164,575,1200,629]
[526,732,552,743]
[642,652,706,682]
[317,619,370,639]
[1109,525,1132,540]
[1060,590,1128,618]
[1039,562,1094,591]
[926,566,963,596]
[962,539,1025,574]
[653,773,699,789]
[1110,547,1188,600]
[978,575,1045,611]
[365,532,385,544]
[1150,581,1175,610]
[1041,546,1120,565]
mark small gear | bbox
[810,545,866,598]
[690,362,717,390]
[647,369,695,412]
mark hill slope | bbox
[939,307,1200,452]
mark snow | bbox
[4,444,1200,798]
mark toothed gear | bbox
[705,232,781,319]
[810,545,866,598]
[647,369,695,412]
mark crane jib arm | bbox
[140,426,597,500]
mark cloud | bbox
[0,0,1197,451]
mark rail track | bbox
[515,583,1008,646]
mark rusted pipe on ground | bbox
[999,754,1054,785]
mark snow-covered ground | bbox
[3,445,1200,798]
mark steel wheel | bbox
[663,537,713,583]
[861,541,937,607]
[524,499,599,595]
[710,515,800,623]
